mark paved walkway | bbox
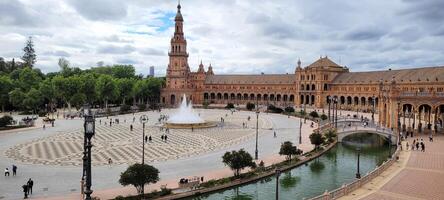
[340,135,444,200]
[0,109,315,200]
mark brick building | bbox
[161,3,444,133]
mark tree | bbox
[70,93,87,110]
[285,106,295,113]
[246,102,255,111]
[112,65,136,79]
[279,141,302,161]
[96,75,119,110]
[309,111,319,118]
[22,36,36,68]
[16,67,42,92]
[79,73,97,104]
[117,78,135,105]
[222,149,256,177]
[309,132,324,150]
[9,88,25,110]
[39,79,56,115]
[0,115,13,127]
[23,88,43,114]
[119,163,159,195]
[225,103,235,109]
[0,76,13,112]
[320,114,328,120]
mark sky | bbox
[0,0,443,76]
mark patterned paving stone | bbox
[4,111,272,166]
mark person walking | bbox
[12,165,17,176]
[416,142,419,151]
[420,142,425,152]
[4,168,9,176]
[27,178,34,195]
[161,135,164,141]
[149,135,152,142]
[273,131,276,138]
[130,124,133,131]
[165,135,168,142]
[145,135,148,143]
[22,184,28,199]
[406,142,409,151]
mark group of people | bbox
[406,138,427,152]
[4,165,34,199]
[22,178,34,199]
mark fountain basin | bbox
[164,121,217,129]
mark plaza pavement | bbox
[339,134,444,200]
[0,109,315,200]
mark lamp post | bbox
[139,114,148,194]
[299,117,302,144]
[372,95,375,123]
[328,96,331,122]
[275,169,281,200]
[82,105,95,200]
[255,98,259,160]
[388,134,392,159]
[334,97,338,129]
[356,147,361,179]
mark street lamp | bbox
[83,105,95,200]
[333,97,338,129]
[255,97,259,160]
[299,117,302,144]
[139,114,148,194]
[372,95,375,123]
[328,96,331,122]
[275,169,281,200]
[356,147,361,179]
[388,134,392,159]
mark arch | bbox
[301,84,305,91]
[257,94,262,101]
[250,93,255,101]
[346,96,352,105]
[263,94,268,101]
[326,96,331,104]
[300,95,304,104]
[324,83,328,91]
[270,94,275,101]
[311,84,316,90]
[340,96,345,105]
[277,94,282,101]
[230,93,235,100]
[353,96,358,105]
[360,97,366,106]
[368,97,374,106]
[237,93,242,100]
[204,93,209,100]
[210,93,215,100]
[224,93,229,100]
[243,93,248,100]
[306,84,310,91]
[217,93,222,100]
[311,95,315,105]
[171,94,176,105]
[289,94,295,101]
[283,94,288,102]
[306,95,310,105]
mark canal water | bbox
[188,133,392,200]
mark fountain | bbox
[164,94,216,129]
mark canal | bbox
[187,133,393,200]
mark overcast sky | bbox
[1,0,443,76]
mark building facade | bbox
[161,3,444,133]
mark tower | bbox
[166,2,190,89]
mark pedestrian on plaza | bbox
[130,124,133,131]
[274,131,276,138]
[43,124,45,130]
[4,168,9,176]
[99,119,101,125]
[12,165,17,176]
[27,178,33,195]
[133,117,135,123]
[145,135,148,143]
[416,142,419,150]
[22,184,28,199]
[399,141,402,151]
[149,135,152,142]
[406,142,409,151]
[191,126,194,132]
[108,158,113,165]
[161,135,164,141]
[429,134,433,142]
[421,142,425,152]
[165,135,168,142]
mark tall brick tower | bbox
[162,2,192,106]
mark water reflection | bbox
[280,172,300,189]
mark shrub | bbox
[309,111,319,118]
[309,132,324,149]
[225,103,235,109]
[267,105,283,113]
[203,101,210,109]
[246,102,255,111]
[320,114,328,120]
[120,104,131,113]
[324,129,337,143]
[137,104,146,111]
[38,110,48,117]
[299,110,306,116]
[285,106,295,113]
[0,115,13,127]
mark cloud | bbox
[0,0,36,26]
[97,44,135,54]
[116,58,139,65]
[344,27,386,41]
[67,0,128,21]
[139,48,165,56]
[43,50,71,57]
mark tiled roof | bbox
[307,57,342,69]
[205,74,296,84]
[333,66,444,84]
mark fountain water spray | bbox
[168,94,205,124]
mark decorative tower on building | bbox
[166,2,190,89]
